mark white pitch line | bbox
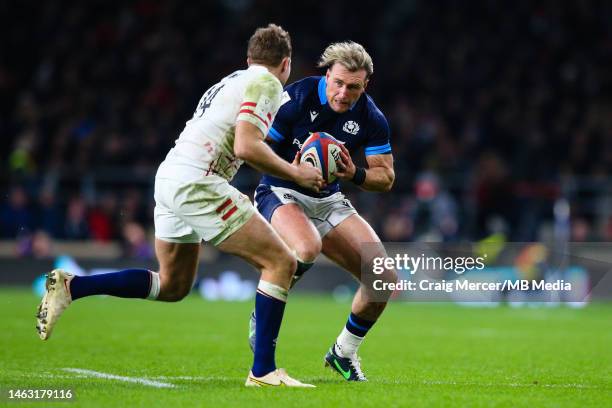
[11,373,90,379]
[27,371,602,390]
[62,368,175,388]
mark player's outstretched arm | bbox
[334,144,395,192]
[235,120,324,192]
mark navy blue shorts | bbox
[254,184,285,222]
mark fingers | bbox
[309,166,322,177]
[310,178,324,192]
[334,145,354,180]
[339,143,350,156]
[304,167,324,192]
[292,151,302,165]
[339,150,350,165]
[315,173,324,188]
[317,180,328,191]
[314,169,325,191]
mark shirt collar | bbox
[248,64,269,73]
[318,76,327,105]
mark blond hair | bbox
[247,24,292,66]
[317,41,373,77]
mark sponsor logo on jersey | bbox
[292,138,304,149]
[283,193,296,201]
[292,132,316,150]
[343,120,360,135]
[310,110,319,122]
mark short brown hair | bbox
[247,24,292,67]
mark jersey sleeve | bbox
[266,80,302,143]
[364,108,392,156]
[236,72,283,138]
[266,91,292,143]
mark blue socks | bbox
[345,312,375,337]
[69,272,290,378]
[251,280,288,377]
[69,269,159,300]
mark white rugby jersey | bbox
[157,65,283,182]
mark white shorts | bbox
[254,185,358,237]
[154,174,256,246]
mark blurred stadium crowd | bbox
[1,0,611,257]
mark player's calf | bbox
[36,268,162,340]
[248,256,315,352]
[157,273,193,302]
[360,253,398,305]
[217,213,300,379]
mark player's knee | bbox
[273,250,297,279]
[293,239,321,263]
[284,253,298,278]
[266,254,296,290]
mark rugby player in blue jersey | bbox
[250,42,398,381]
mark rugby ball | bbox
[300,132,342,183]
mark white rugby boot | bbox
[245,368,315,387]
[36,269,74,340]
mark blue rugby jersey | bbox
[260,76,392,197]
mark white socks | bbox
[147,271,160,300]
[257,280,288,302]
[335,327,364,358]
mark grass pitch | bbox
[0,288,610,407]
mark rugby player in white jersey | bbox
[36,24,322,387]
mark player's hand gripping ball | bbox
[300,132,343,183]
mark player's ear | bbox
[281,56,291,73]
[364,78,369,90]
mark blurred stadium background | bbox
[1,0,611,295]
[0,1,611,405]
